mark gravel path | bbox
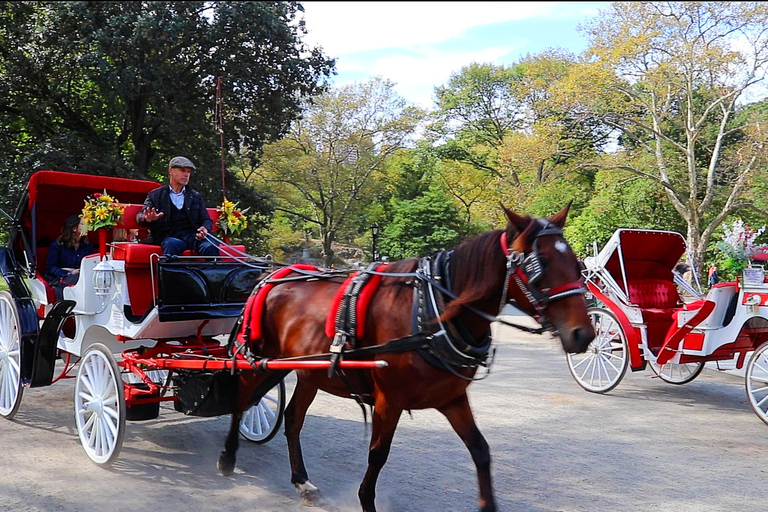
[1,328,765,512]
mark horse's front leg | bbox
[284,376,321,505]
[218,372,258,476]
[358,399,403,512]
[439,393,495,512]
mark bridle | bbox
[499,221,586,321]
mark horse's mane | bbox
[439,227,510,322]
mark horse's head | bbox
[502,203,594,354]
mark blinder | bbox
[499,222,586,319]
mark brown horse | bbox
[219,204,595,512]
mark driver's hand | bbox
[196,226,208,241]
[143,207,164,223]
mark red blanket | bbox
[324,264,388,338]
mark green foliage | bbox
[0,1,334,241]
[378,187,464,260]
[256,77,425,266]
[565,168,684,258]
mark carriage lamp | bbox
[746,294,762,314]
[92,259,115,298]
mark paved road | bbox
[1,328,766,512]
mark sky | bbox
[300,2,610,110]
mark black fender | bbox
[0,247,41,387]
[31,300,76,387]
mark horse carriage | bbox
[0,173,597,511]
[566,228,768,425]
[0,170,382,466]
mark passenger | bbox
[113,228,139,243]
[45,214,96,300]
[135,156,219,257]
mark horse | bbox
[219,204,595,512]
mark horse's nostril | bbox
[571,327,594,351]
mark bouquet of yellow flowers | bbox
[216,199,249,236]
[81,189,125,231]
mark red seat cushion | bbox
[627,279,681,349]
[627,279,681,309]
[112,243,162,316]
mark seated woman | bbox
[45,215,96,300]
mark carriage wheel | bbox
[0,292,23,419]
[566,307,628,393]
[74,343,126,467]
[239,380,285,443]
[745,341,768,426]
[648,360,704,384]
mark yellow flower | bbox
[95,206,109,220]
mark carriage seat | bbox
[627,278,682,348]
[111,241,248,317]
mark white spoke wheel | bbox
[74,343,126,466]
[746,341,768,426]
[648,359,704,384]
[239,380,285,443]
[567,307,628,393]
[0,292,23,419]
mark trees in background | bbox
[0,1,335,240]
[560,1,768,271]
[248,77,425,266]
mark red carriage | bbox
[566,228,768,425]
[0,170,382,465]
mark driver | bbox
[136,156,219,257]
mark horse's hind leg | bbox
[439,393,496,512]
[358,401,403,512]
[284,376,322,505]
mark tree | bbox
[0,1,335,183]
[378,186,464,260]
[250,77,425,266]
[561,1,768,273]
[429,52,609,188]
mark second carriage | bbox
[566,228,768,425]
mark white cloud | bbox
[301,1,560,55]
[373,47,522,108]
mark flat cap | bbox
[168,156,196,170]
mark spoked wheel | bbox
[745,342,768,426]
[567,307,629,393]
[239,379,285,443]
[74,343,126,466]
[648,359,704,384]
[0,292,23,419]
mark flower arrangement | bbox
[715,219,767,276]
[216,198,249,236]
[81,190,125,231]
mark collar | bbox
[169,184,186,195]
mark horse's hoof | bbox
[295,481,323,507]
[217,451,236,476]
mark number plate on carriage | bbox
[743,267,766,287]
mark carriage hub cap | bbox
[83,399,103,414]
[0,349,7,361]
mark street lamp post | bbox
[370,222,379,262]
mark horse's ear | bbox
[548,201,573,229]
[501,203,529,233]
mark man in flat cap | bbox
[136,156,220,256]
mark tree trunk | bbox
[686,223,706,290]
[321,230,335,268]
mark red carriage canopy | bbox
[588,229,688,283]
[22,170,161,247]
